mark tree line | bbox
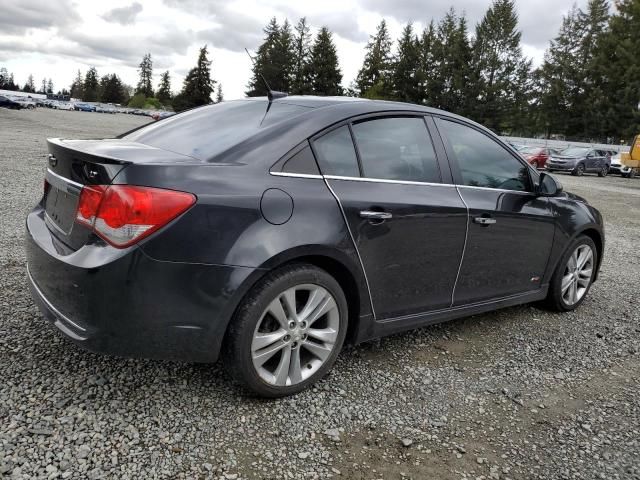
[246,0,639,143]
[2,0,639,141]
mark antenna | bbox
[244,48,288,102]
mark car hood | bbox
[562,190,589,204]
[552,155,583,160]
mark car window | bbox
[280,144,320,175]
[437,119,530,192]
[351,117,441,183]
[313,126,360,177]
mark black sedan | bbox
[26,97,604,397]
[0,94,22,109]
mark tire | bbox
[572,163,585,176]
[223,263,348,397]
[544,235,597,312]
[630,169,637,179]
[597,165,608,177]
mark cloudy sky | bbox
[1,0,586,99]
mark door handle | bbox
[360,210,392,220]
[474,217,496,225]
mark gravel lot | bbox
[1,108,639,480]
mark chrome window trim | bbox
[27,264,87,332]
[455,184,534,195]
[324,175,453,188]
[323,179,377,320]
[451,187,470,307]
[269,172,323,179]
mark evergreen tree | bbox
[100,74,126,104]
[23,74,35,93]
[215,84,223,103]
[469,0,531,133]
[246,18,296,96]
[417,21,437,106]
[291,17,312,94]
[70,70,83,99]
[308,26,342,96]
[356,20,393,98]
[136,53,154,97]
[156,71,172,105]
[8,73,17,90]
[40,78,47,94]
[175,45,216,111]
[83,67,100,101]
[46,78,54,94]
[392,23,421,103]
[591,0,639,141]
[429,10,473,115]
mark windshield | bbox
[559,147,590,156]
[123,100,311,162]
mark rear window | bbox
[123,100,310,161]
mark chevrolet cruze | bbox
[26,96,604,397]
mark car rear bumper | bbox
[26,206,258,363]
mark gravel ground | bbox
[1,108,639,480]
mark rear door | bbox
[433,117,556,306]
[312,115,467,320]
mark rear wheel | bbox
[597,165,608,177]
[544,235,597,312]
[223,264,348,397]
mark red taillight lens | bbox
[75,185,195,248]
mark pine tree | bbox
[100,74,126,104]
[83,67,100,101]
[470,0,531,133]
[356,20,393,98]
[23,74,35,93]
[291,17,312,94]
[156,71,172,105]
[417,21,437,106]
[70,70,83,99]
[46,78,54,94]
[215,84,223,103]
[136,53,154,97]
[174,45,216,111]
[590,0,639,141]
[392,23,421,103]
[246,18,284,96]
[308,27,342,96]
[40,78,47,94]
[429,10,473,115]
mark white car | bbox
[55,101,75,111]
[10,96,36,109]
[608,153,634,177]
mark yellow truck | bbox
[620,134,640,178]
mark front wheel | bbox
[572,163,585,176]
[544,235,597,311]
[223,264,348,397]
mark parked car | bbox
[519,146,559,169]
[95,103,116,114]
[11,96,36,109]
[26,96,604,397]
[55,101,75,111]
[546,147,610,176]
[0,94,22,109]
[151,111,176,121]
[608,152,635,177]
[74,102,96,112]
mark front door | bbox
[312,117,467,319]
[434,117,556,306]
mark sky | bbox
[0,0,587,100]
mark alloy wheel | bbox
[251,284,340,387]
[561,244,594,306]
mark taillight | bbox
[75,185,195,248]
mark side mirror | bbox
[537,172,563,196]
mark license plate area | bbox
[44,170,82,235]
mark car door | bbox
[433,117,556,306]
[311,116,468,320]
[586,149,600,171]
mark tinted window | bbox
[313,126,360,177]
[281,144,320,175]
[351,117,441,183]
[123,100,310,162]
[438,119,530,192]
